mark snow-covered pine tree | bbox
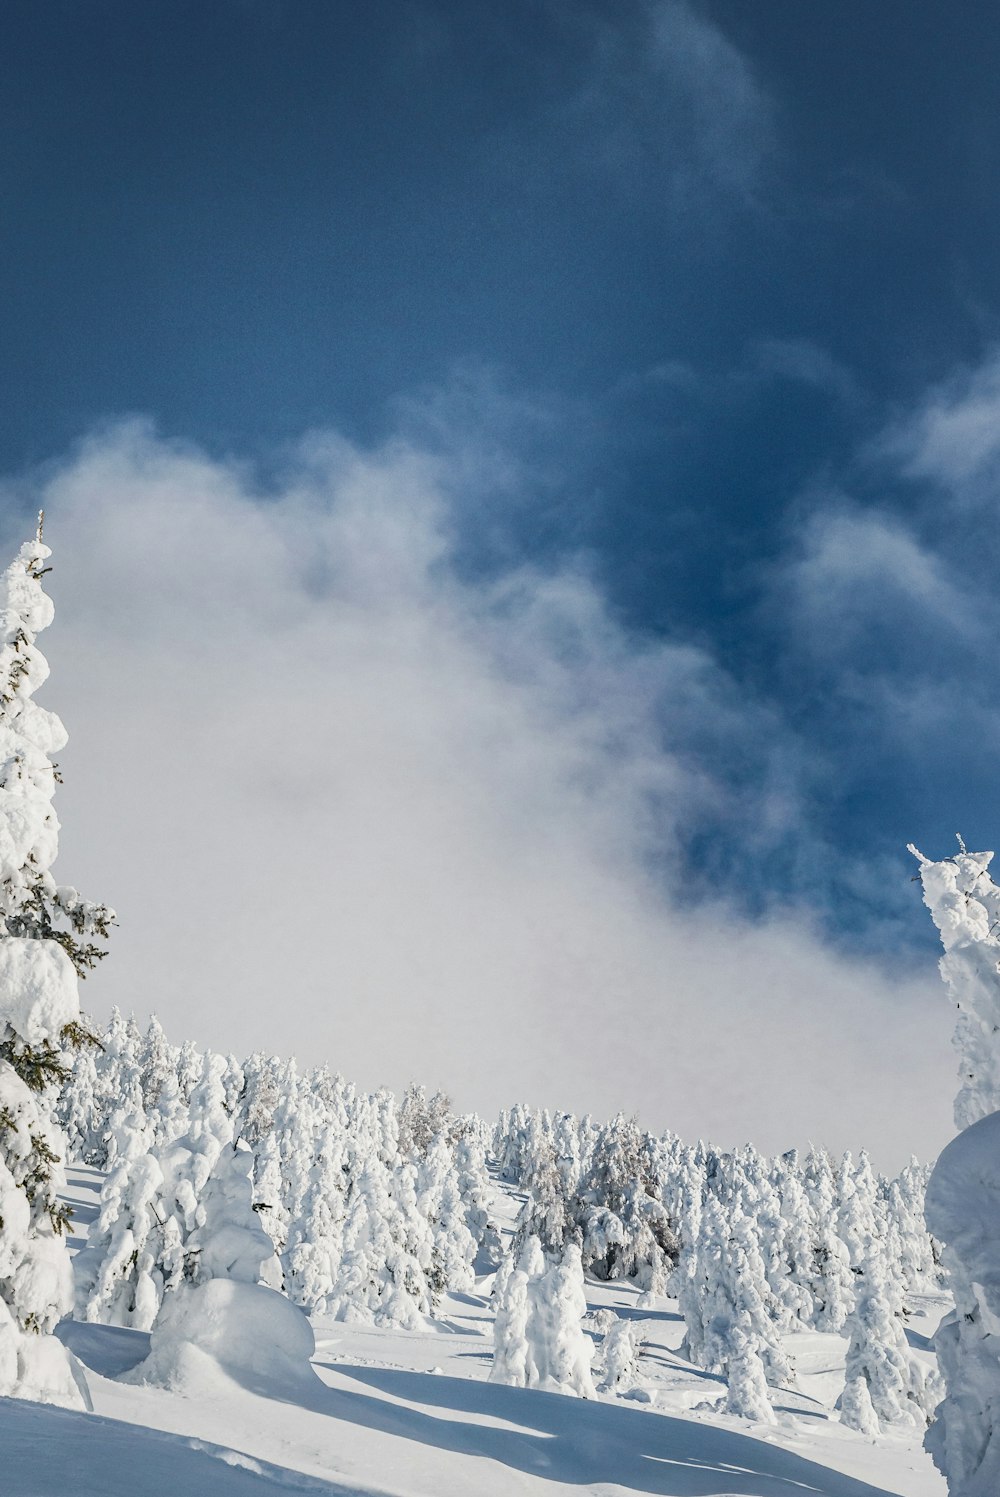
[911,840,1000,1496]
[416,1133,478,1293]
[327,1157,433,1328]
[888,1159,938,1292]
[139,1014,177,1113]
[283,1116,348,1313]
[802,1146,854,1332]
[598,1315,642,1394]
[397,1084,454,1160]
[839,1241,938,1438]
[489,1237,538,1387]
[489,1235,594,1398]
[772,1157,816,1327]
[910,839,1000,1129]
[681,1194,789,1422]
[923,1111,1000,1495]
[0,518,114,1404]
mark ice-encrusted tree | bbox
[76,1146,164,1331]
[911,840,1000,1495]
[910,840,1000,1129]
[681,1195,789,1423]
[397,1084,454,1159]
[139,1014,177,1113]
[417,1134,478,1293]
[923,1112,1000,1494]
[803,1147,853,1332]
[839,1242,937,1438]
[327,1158,433,1328]
[598,1315,642,1394]
[283,1118,348,1313]
[0,519,114,1405]
[889,1161,938,1292]
[490,1235,594,1397]
[772,1160,815,1327]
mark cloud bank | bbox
[7,420,952,1168]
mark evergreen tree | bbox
[0,519,113,1404]
[598,1315,642,1394]
[490,1235,594,1398]
[139,1014,177,1113]
[804,1147,854,1332]
[839,1243,938,1437]
[910,839,1000,1128]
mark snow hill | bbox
[4,1157,946,1497]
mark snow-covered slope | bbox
[3,1164,947,1497]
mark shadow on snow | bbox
[3,1397,360,1497]
[317,1363,906,1497]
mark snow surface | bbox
[0,1163,948,1497]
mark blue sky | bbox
[3,1,998,1147]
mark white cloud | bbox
[781,505,980,648]
[538,0,775,209]
[883,348,1000,490]
[11,421,952,1168]
[644,0,774,198]
[750,338,860,404]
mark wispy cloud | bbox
[778,504,982,656]
[881,347,1000,491]
[643,0,775,198]
[749,337,861,405]
[515,0,776,210]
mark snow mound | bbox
[129,1280,319,1397]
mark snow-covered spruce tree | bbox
[681,1194,789,1422]
[527,1242,595,1398]
[76,1134,164,1330]
[888,1160,938,1292]
[910,839,1000,1130]
[326,1156,433,1328]
[139,1014,177,1114]
[283,1117,348,1314]
[489,1235,594,1398]
[912,840,1000,1495]
[577,1113,674,1287]
[454,1127,498,1265]
[839,1241,938,1438]
[771,1158,816,1327]
[0,519,113,1404]
[397,1084,455,1160]
[803,1146,854,1333]
[56,1025,100,1163]
[416,1134,478,1293]
[598,1315,642,1394]
[836,1150,880,1275]
[513,1136,573,1256]
[664,1144,704,1303]
[923,1112,1000,1495]
[489,1237,538,1388]
[89,1007,140,1167]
